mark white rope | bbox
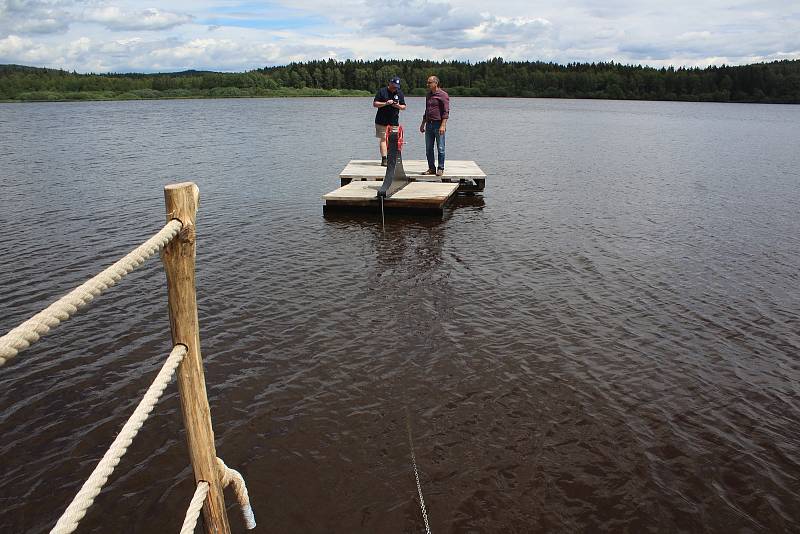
[405,407,432,534]
[179,481,209,534]
[0,219,183,367]
[216,457,257,529]
[50,345,187,534]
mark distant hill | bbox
[0,64,223,76]
[163,69,220,76]
[0,64,59,73]
[1,59,798,103]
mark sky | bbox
[1,0,798,73]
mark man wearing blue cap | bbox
[373,76,406,166]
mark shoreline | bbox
[0,88,373,103]
[2,93,794,104]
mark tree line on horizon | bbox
[262,58,800,103]
[1,58,799,103]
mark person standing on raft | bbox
[419,75,449,176]
[373,76,406,167]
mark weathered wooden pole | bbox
[161,182,231,534]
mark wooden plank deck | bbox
[339,160,486,192]
[323,180,459,215]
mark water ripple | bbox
[0,98,799,532]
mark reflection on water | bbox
[0,97,799,533]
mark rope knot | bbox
[216,457,257,530]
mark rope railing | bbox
[179,460,258,534]
[180,461,257,534]
[50,344,187,534]
[0,219,183,367]
[5,184,256,533]
[180,482,210,534]
[217,457,257,530]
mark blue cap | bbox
[389,76,401,87]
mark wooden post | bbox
[161,182,231,534]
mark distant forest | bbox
[2,58,799,103]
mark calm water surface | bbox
[1,97,799,533]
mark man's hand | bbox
[439,124,446,134]
[419,123,425,133]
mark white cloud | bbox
[0,0,798,72]
[0,0,72,36]
[97,36,286,72]
[357,0,553,50]
[470,16,552,46]
[152,38,235,61]
[10,15,69,34]
[0,33,92,68]
[84,7,194,31]
[0,34,27,56]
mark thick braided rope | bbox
[180,481,209,534]
[0,219,183,367]
[50,345,187,534]
[216,457,257,529]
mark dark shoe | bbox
[421,169,437,175]
[436,168,444,176]
[380,156,387,167]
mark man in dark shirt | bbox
[373,76,406,166]
[419,75,450,176]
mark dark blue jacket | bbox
[374,86,405,125]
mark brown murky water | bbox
[1,97,799,533]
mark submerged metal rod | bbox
[405,406,432,534]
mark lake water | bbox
[0,97,799,533]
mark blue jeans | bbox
[425,121,445,170]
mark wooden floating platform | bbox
[339,160,486,193]
[323,180,460,215]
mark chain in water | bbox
[380,196,385,232]
[404,406,432,534]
